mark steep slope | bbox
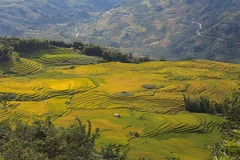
[76,0,240,62]
[0,0,123,39]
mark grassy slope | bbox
[0,50,240,159]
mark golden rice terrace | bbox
[0,48,239,159]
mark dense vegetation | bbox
[0,37,49,61]
[183,92,240,159]
[183,95,213,113]
[0,118,127,160]
[49,40,152,63]
[0,37,151,63]
[209,91,240,159]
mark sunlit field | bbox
[0,48,239,159]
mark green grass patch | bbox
[142,84,164,89]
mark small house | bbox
[114,113,120,118]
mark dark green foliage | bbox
[49,40,73,48]
[142,84,164,89]
[101,143,128,160]
[49,40,152,63]
[165,157,179,160]
[209,91,240,159]
[0,36,152,64]
[2,70,17,75]
[0,46,13,61]
[183,94,213,113]
[0,118,127,160]
[0,37,15,61]
[114,91,134,97]
[13,38,49,53]
[83,43,152,63]
[216,91,240,133]
[0,94,17,102]
[0,37,49,62]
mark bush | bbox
[115,91,134,97]
[0,118,128,160]
[209,91,240,159]
[183,94,213,113]
[142,84,164,89]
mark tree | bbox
[183,94,213,113]
[209,91,240,159]
[0,118,127,160]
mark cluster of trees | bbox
[183,94,213,113]
[0,37,15,61]
[0,118,128,160]
[0,37,49,62]
[209,91,240,159]
[0,45,13,61]
[49,40,152,63]
[0,36,152,64]
[183,92,240,159]
[13,38,49,53]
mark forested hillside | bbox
[0,37,151,66]
[76,0,240,63]
[0,0,123,39]
[1,0,240,62]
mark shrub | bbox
[0,118,128,160]
[183,94,213,113]
[142,84,164,89]
[209,91,240,159]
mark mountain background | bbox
[1,0,240,62]
[0,0,123,40]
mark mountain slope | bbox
[0,0,123,39]
[76,0,240,62]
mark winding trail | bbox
[192,21,228,43]
[192,21,240,45]
[196,23,202,36]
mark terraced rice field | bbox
[36,53,102,66]
[0,49,239,159]
[0,58,43,76]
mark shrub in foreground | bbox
[0,118,127,160]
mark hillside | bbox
[1,0,239,63]
[0,39,240,159]
[76,0,240,62]
[0,0,123,40]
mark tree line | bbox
[49,40,152,63]
[0,37,49,61]
[0,36,152,63]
